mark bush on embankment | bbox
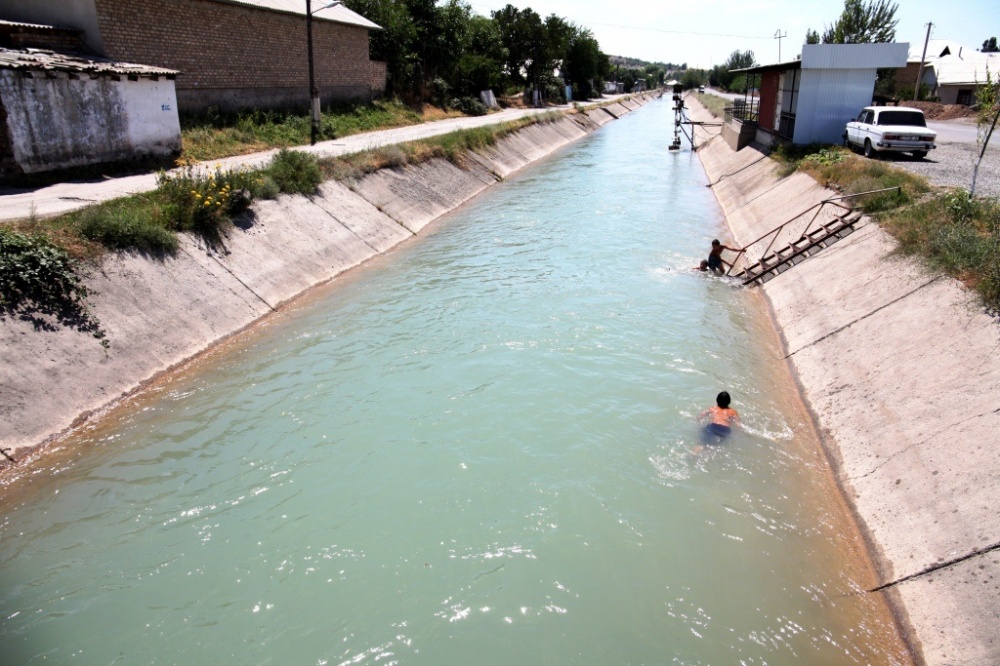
[1,112,569,341]
[318,113,555,180]
[1,149,323,338]
[180,99,431,162]
[0,227,107,346]
[773,144,1000,310]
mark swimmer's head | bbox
[699,260,709,270]
[712,239,721,247]
[716,391,731,408]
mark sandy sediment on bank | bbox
[0,95,654,461]
[687,96,1000,665]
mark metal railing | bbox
[778,112,796,140]
[724,187,902,280]
[723,101,760,124]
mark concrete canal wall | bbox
[687,97,1000,666]
[0,95,653,461]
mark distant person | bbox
[695,391,740,449]
[707,239,740,273]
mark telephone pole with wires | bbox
[913,22,933,102]
[774,29,787,61]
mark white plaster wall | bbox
[121,78,183,155]
[1,71,181,173]
[794,69,877,145]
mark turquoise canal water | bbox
[1,99,909,665]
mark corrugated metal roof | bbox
[933,53,1000,86]
[907,39,966,62]
[0,48,178,77]
[0,19,66,31]
[214,0,381,30]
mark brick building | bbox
[0,0,386,112]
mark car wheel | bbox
[863,139,875,159]
[912,151,927,160]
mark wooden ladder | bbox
[735,212,863,286]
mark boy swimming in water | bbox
[697,391,740,447]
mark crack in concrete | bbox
[182,244,276,313]
[784,276,942,359]
[869,540,1000,593]
[851,407,1000,481]
[706,154,770,187]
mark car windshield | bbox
[876,111,927,127]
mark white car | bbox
[844,106,937,159]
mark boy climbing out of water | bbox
[694,391,740,452]
[707,239,740,273]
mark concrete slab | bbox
[312,181,413,253]
[0,239,267,452]
[349,158,493,233]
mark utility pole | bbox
[913,22,933,102]
[774,29,787,62]
[307,0,343,145]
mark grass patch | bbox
[180,99,431,162]
[693,92,727,119]
[772,144,931,213]
[775,143,1000,309]
[319,114,552,181]
[881,191,1000,307]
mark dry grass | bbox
[693,92,727,119]
[319,114,553,181]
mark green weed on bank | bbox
[773,145,1000,309]
[319,114,550,181]
[1,149,324,340]
[180,100,426,162]
[772,145,930,212]
[881,190,1000,307]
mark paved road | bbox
[0,97,639,223]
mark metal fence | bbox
[723,100,760,125]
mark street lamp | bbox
[307,0,343,145]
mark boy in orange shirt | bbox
[698,391,740,445]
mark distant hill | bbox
[608,55,687,71]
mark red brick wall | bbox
[0,25,84,52]
[758,71,779,131]
[93,0,381,110]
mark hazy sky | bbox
[465,0,1000,68]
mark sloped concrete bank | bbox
[0,95,654,463]
[688,98,1000,665]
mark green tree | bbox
[711,50,757,92]
[806,29,820,44]
[562,27,609,99]
[821,0,898,44]
[453,15,507,96]
[983,37,999,52]
[343,0,415,96]
[493,5,544,90]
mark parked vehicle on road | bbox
[844,106,937,159]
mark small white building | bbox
[0,45,181,175]
[902,40,1000,105]
[726,43,909,149]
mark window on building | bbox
[780,69,800,115]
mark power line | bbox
[465,2,773,39]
